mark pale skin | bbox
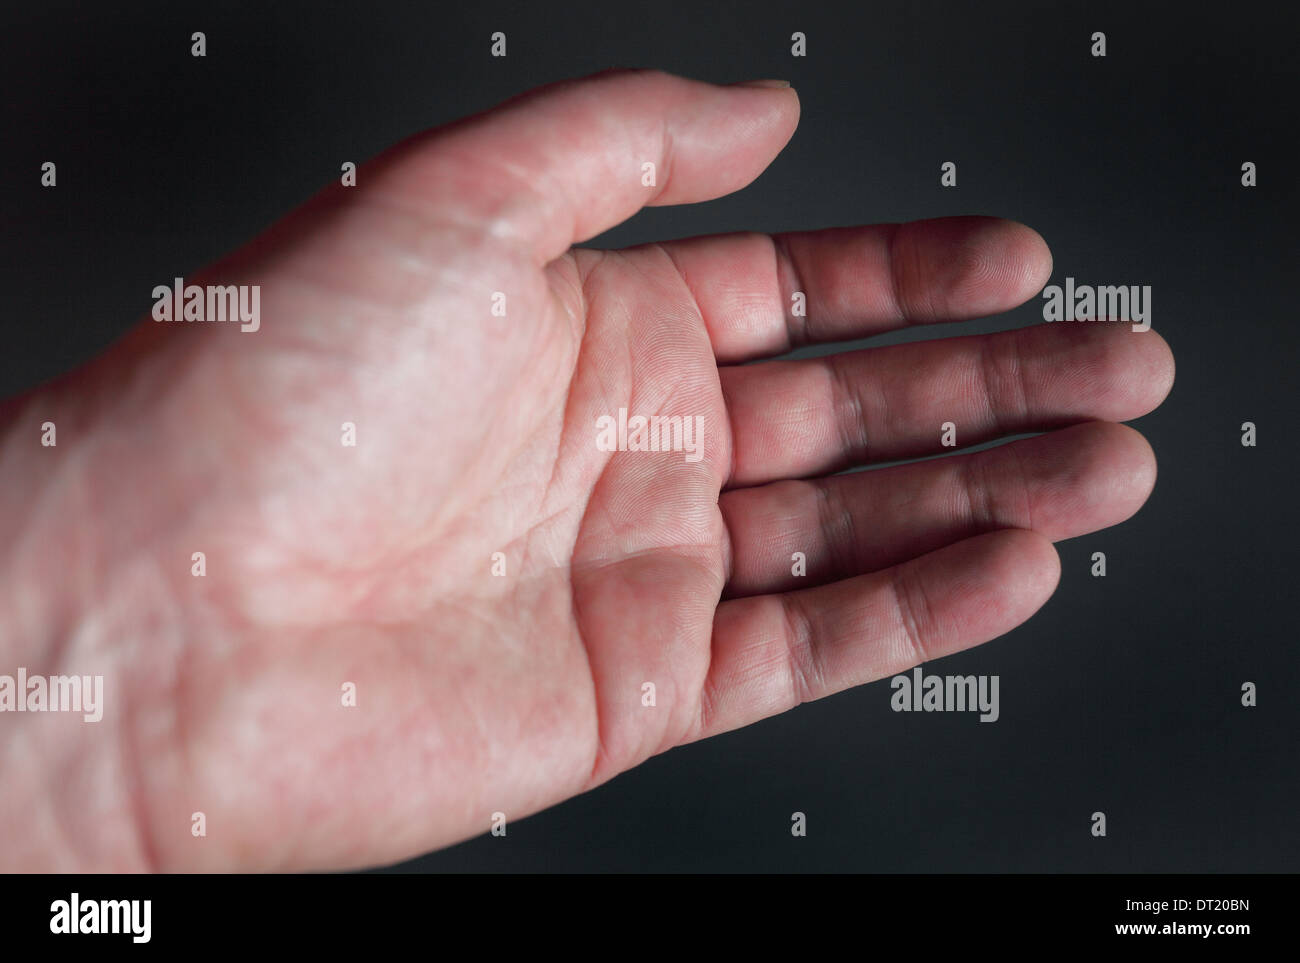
[0,70,1174,871]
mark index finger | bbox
[658,216,1053,363]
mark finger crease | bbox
[890,563,931,666]
[771,233,810,348]
[828,355,870,466]
[779,592,819,707]
[814,480,859,580]
[884,222,912,324]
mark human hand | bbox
[0,69,1173,871]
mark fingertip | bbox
[726,77,801,137]
[898,216,1057,321]
[1102,323,1176,418]
[1139,327,1176,406]
[991,527,1061,603]
[924,527,1060,614]
[634,72,800,210]
[1051,421,1159,531]
[1104,421,1159,506]
[1009,220,1054,298]
[981,219,1053,308]
[899,528,1059,665]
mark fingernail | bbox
[732,79,792,89]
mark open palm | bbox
[0,70,1174,871]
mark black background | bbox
[2,1,1296,871]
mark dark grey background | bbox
[3,1,1295,871]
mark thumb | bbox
[363,69,800,264]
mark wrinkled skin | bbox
[0,70,1173,870]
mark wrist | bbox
[0,359,171,870]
